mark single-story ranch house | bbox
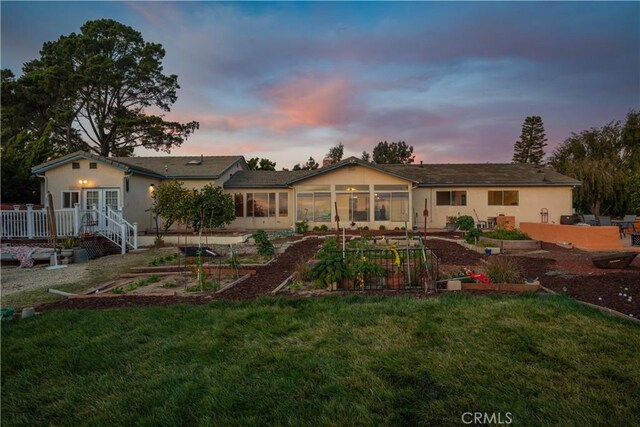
[31,151,580,233]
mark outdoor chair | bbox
[581,214,597,226]
[622,214,637,234]
[598,216,612,226]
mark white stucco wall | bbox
[412,186,574,229]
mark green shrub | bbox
[379,225,386,230]
[252,230,275,257]
[484,256,522,284]
[111,287,124,294]
[456,215,475,231]
[465,228,482,244]
[484,228,531,240]
[295,220,309,234]
[312,226,320,231]
[363,226,369,231]
[319,224,329,231]
[147,274,160,283]
[309,237,347,286]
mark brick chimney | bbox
[322,156,332,168]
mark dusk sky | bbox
[2,1,639,169]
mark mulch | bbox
[36,236,639,318]
[217,238,322,300]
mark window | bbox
[72,162,80,169]
[373,186,409,221]
[253,193,268,217]
[246,192,277,217]
[234,193,244,217]
[296,192,331,222]
[436,191,467,206]
[488,191,519,206]
[279,193,288,217]
[336,192,370,222]
[62,191,79,208]
[89,162,97,169]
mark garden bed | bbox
[479,236,541,252]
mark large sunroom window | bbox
[374,185,409,221]
[336,185,370,222]
[296,186,331,222]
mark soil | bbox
[217,238,322,300]
[35,236,639,319]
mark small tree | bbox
[372,141,415,164]
[189,184,235,232]
[247,157,276,170]
[328,143,344,164]
[293,157,319,170]
[151,180,189,239]
[513,116,548,166]
[361,151,371,162]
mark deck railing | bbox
[0,204,137,254]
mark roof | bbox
[111,155,245,179]
[225,162,580,188]
[287,156,418,184]
[379,163,581,186]
[32,151,245,179]
[224,170,313,188]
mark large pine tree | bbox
[513,116,548,166]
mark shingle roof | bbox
[32,151,244,179]
[112,155,244,178]
[224,170,313,188]
[224,162,580,188]
[379,163,581,186]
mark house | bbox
[29,151,580,234]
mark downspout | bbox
[36,174,48,205]
[123,172,133,214]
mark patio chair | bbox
[622,214,637,234]
[581,214,598,226]
[598,216,612,226]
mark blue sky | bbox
[2,1,638,169]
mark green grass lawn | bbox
[2,294,639,426]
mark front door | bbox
[83,188,121,228]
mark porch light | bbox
[346,186,357,192]
[78,179,88,185]
[149,183,155,192]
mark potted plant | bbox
[445,216,459,232]
[61,237,79,258]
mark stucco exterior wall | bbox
[412,186,574,229]
[43,159,126,209]
[126,175,161,231]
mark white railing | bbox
[0,204,138,254]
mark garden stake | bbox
[405,221,411,285]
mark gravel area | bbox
[1,264,90,297]
[1,249,159,298]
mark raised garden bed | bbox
[479,236,541,252]
[461,282,541,292]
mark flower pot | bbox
[445,223,458,232]
[386,273,401,289]
[61,249,74,258]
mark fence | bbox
[332,247,439,291]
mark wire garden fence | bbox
[331,247,439,291]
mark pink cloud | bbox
[264,74,361,130]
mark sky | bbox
[2,1,639,169]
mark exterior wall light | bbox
[78,179,88,185]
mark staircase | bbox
[83,208,138,254]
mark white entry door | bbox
[83,188,121,228]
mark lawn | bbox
[2,294,640,426]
